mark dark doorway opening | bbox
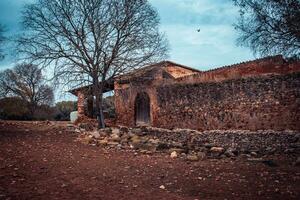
[135,92,150,126]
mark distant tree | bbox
[18,0,169,128]
[55,101,77,120]
[0,24,6,60]
[233,0,300,57]
[0,63,54,118]
[0,97,30,120]
[34,104,56,120]
[0,97,56,120]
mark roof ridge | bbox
[202,55,284,74]
[163,60,202,73]
[176,55,284,81]
[117,60,202,80]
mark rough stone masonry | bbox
[71,55,300,131]
[74,125,300,161]
[156,72,300,131]
[114,56,300,131]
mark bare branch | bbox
[17,0,169,128]
[0,63,54,117]
[233,0,300,57]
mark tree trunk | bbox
[93,77,105,129]
[28,101,36,120]
[98,94,105,129]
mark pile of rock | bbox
[75,125,300,161]
[75,126,203,161]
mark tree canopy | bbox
[233,0,300,57]
[0,63,54,116]
[18,0,168,127]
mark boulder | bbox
[111,128,120,135]
[168,148,185,154]
[140,143,157,152]
[210,147,225,153]
[120,137,129,144]
[131,139,156,151]
[119,126,129,133]
[98,139,108,146]
[159,185,166,190]
[197,152,206,160]
[204,143,214,148]
[78,123,94,131]
[67,123,75,128]
[80,135,94,145]
[107,141,119,146]
[121,134,130,140]
[186,154,199,162]
[90,131,100,139]
[224,147,237,157]
[250,152,258,157]
[127,132,135,138]
[110,133,121,142]
[131,128,143,135]
[130,136,142,149]
[74,128,81,133]
[131,135,141,142]
[156,142,170,151]
[102,127,112,133]
[170,151,178,159]
[79,128,86,132]
[148,138,160,145]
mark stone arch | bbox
[134,92,151,126]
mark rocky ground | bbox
[0,120,300,200]
[76,124,300,161]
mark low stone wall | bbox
[76,124,300,159]
[156,72,300,131]
[141,127,300,156]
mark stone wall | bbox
[77,125,300,158]
[114,84,159,127]
[77,91,85,118]
[113,56,300,130]
[178,55,300,84]
[155,72,300,131]
[134,127,300,156]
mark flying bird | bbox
[197,29,201,32]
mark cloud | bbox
[162,23,253,70]
[149,0,255,70]
[0,0,33,70]
[150,0,237,26]
[0,1,255,72]
[0,0,256,101]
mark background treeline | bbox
[0,62,115,121]
[0,97,115,121]
[0,98,76,121]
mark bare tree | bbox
[0,63,54,117]
[17,0,169,128]
[0,24,6,60]
[233,0,300,57]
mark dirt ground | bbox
[0,121,299,200]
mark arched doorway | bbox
[135,92,150,126]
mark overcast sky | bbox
[0,0,256,100]
[0,0,255,71]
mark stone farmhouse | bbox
[70,55,300,131]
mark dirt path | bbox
[0,121,299,200]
